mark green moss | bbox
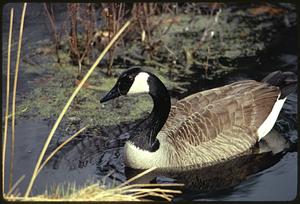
[18,60,155,128]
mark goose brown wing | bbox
[163,80,259,130]
[161,80,280,148]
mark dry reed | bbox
[6,168,183,201]
[43,3,61,63]
[10,3,27,190]
[37,126,87,175]
[2,8,14,194]
[7,175,25,196]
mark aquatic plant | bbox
[67,3,96,77]
[41,3,294,80]
[43,3,61,64]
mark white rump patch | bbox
[257,96,286,140]
[128,72,150,94]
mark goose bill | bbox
[100,85,121,103]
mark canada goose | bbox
[100,68,297,169]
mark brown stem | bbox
[43,3,61,64]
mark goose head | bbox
[100,67,171,152]
[100,67,150,103]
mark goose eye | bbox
[118,76,134,95]
[125,75,134,83]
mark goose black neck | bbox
[128,73,171,152]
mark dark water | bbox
[2,3,298,201]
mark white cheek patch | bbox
[128,72,150,94]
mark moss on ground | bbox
[19,63,155,128]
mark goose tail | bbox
[262,71,297,99]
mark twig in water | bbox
[43,3,61,63]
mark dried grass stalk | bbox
[7,168,183,201]
[37,126,87,175]
[10,2,27,190]
[2,8,14,195]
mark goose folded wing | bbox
[164,83,280,148]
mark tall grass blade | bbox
[117,167,156,188]
[37,126,87,175]
[10,2,27,190]
[4,107,28,120]
[7,175,25,196]
[2,8,14,195]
